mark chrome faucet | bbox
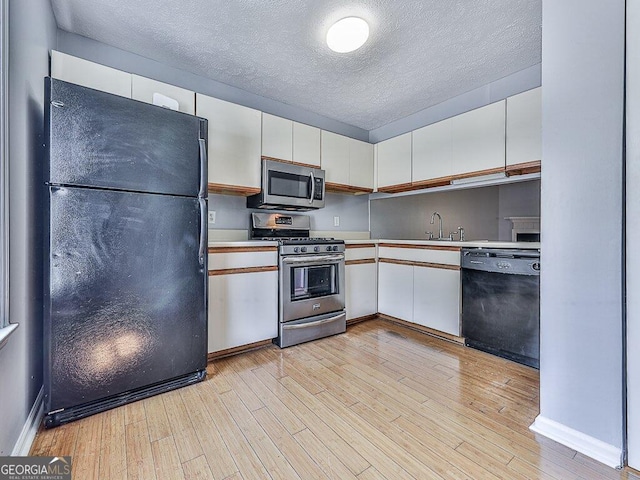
[430,212,443,239]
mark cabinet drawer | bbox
[208,247,278,270]
[378,245,460,266]
[345,244,376,262]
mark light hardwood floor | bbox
[31,319,640,480]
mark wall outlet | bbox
[333,216,340,227]
[208,211,216,225]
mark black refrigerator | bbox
[43,78,208,427]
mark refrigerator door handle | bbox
[198,197,207,267]
[198,138,207,198]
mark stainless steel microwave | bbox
[247,159,325,210]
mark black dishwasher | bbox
[461,248,540,368]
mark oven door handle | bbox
[282,313,345,330]
[282,254,345,265]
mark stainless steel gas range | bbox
[250,213,346,348]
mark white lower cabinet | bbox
[412,265,460,336]
[378,245,461,337]
[377,262,414,321]
[207,270,278,352]
[345,262,377,320]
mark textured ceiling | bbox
[50,0,542,131]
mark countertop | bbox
[208,239,540,250]
[208,241,279,248]
[346,239,540,250]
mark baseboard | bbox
[12,386,44,456]
[530,415,623,469]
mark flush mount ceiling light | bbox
[326,17,370,53]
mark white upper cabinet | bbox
[377,132,412,189]
[321,131,374,190]
[506,87,542,166]
[131,75,195,114]
[262,115,321,167]
[196,93,262,192]
[349,139,374,190]
[450,101,506,176]
[321,131,351,185]
[50,51,132,98]
[262,113,293,161]
[292,122,321,167]
[412,118,454,183]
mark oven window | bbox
[269,171,310,199]
[291,264,337,300]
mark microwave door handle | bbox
[309,171,315,204]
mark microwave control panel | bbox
[314,178,324,199]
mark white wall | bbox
[626,0,640,470]
[534,0,624,465]
[0,0,57,455]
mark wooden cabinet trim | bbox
[379,243,461,252]
[377,182,414,194]
[208,265,278,276]
[346,258,376,266]
[325,182,374,194]
[208,246,278,254]
[505,160,541,176]
[345,243,376,249]
[346,314,378,326]
[208,183,261,196]
[261,155,319,169]
[378,166,507,194]
[378,314,464,344]
[207,339,273,361]
[379,258,460,271]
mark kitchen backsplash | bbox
[208,180,540,242]
[370,180,540,241]
[208,193,370,234]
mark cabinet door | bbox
[412,118,454,182]
[506,87,542,166]
[131,75,195,114]
[293,122,321,166]
[196,93,262,190]
[51,51,131,98]
[208,271,278,352]
[413,265,460,336]
[451,101,505,175]
[377,132,412,188]
[349,139,374,190]
[321,131,350,185]
[262,113,293,161]
[346,262,377,320]
[378,262,413,321]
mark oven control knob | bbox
[326,246,332,252]
[301,247,307,253]
[332,245,339,251]
[314,246,320,252]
